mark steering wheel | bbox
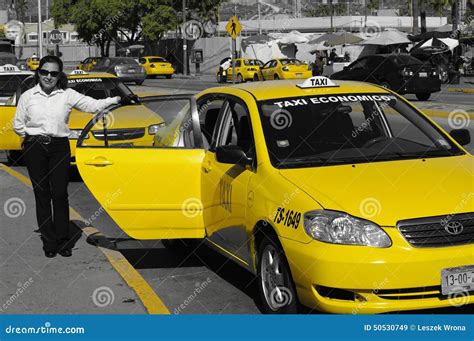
[362,136,390,148]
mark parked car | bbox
[139,56,174,79]
[331,54,441,101]
[91,57,146,85]
[77,57,102,72]
[26,56,40,70]
[216,58,263,83]
[261,58,312,80]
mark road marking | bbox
[0,163,170,314]
[447,88,474,93]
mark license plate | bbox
[161,65,166,68]
[441,265,474,295]
[296,73,302,77]
[419,72,428,77]
[128,69,135,73]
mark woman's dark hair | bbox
[34,55,68,90]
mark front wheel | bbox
[135,80,144,85]
[257,234,298,314]
[415,93,431,101]
[166,75,172,79]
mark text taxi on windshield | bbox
[75,76,473,314]
[0,69,164,165]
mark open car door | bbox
[76,95,206,240]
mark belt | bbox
[25,134,68,145]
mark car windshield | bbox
[280,59,305,65]
[0,74,32,96]
[258,93,463,168]
[67,77,133,99]
[244,59,263,66]
[149,57,167,63]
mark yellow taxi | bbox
[26,56,40,70]
[216,58,263,83]
[139,56,175,79]
[77,57,101,72]
[0,70,164,165]
[74,76,473,314]
[261,58,312,80]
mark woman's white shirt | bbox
[13,84,120,138]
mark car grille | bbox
[92,128,145,141]
[397,213,474,247]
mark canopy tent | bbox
[241,34,272,50]
[307,33,338,45]
[323,32,363,46]
[419,37,459,51]
[408,30,457,42]
[360,29,410,46]
[279,30,309,44]
[434,24,453,32]
[308,43,331,54]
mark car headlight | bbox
[304,210,391,247]
[148,122,166,135]
[69,129,89,139]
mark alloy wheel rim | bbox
[260,244,287,311]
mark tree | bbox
[420,0,427,33]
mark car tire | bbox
[274,74,279,80]
[257,233,298,314]
[380,81,391,89]
[7,150,24,166]
[253,74,259,82]
[237,74,244,83]
[135,80,144,85]
[415,93,431,101]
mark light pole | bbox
[258,0,262,35]
[182,0,187,75]
[38,0,43,57]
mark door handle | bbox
[84,158,114,167]
[202,160,212,173]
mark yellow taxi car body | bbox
[74,76,473,314]
[0,70,164,164]
[26,56,40,70]
[217,58,263,83]
[261,58,312,80]
[139,56,174,79]
[77,57,101,72]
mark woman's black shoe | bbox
[58,249,72,257]
[44,251,57,258]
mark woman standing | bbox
[13,56,121,258]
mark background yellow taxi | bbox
[0,70,164,165]
[218,58,263,83]
[74,77,473,314]
[77,57,101,72]
[261,58,312,80]
[26,56,39,71]
[139,56,174,79]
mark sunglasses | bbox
[38,69,60,77]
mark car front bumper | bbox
[281,228,473,314]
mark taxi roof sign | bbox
[70,69,88,75]
[0,64,20,72]
[297,76,339,89]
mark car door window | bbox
[235,60,241,67]
[198,96,225,149]
[262,60,273,69]
[350,59,368,71]
[217,99,255,159]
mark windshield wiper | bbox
[278,156,366,167]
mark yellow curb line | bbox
[0,163,170,314]
[447,88,474,93]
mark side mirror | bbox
[216,145,252,166]
[450,129,471,146]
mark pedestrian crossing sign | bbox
[226,16,241,39]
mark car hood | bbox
[69,104,164,130]
[279,155,474,226]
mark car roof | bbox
[203,79,389,101]
[68,72,117,79]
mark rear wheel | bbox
[237,74,244,83]
[257,233,298,314]
[415,93,431,101]
[274,74,280,80]
[253,74,259,82]
[135,80,144,85]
